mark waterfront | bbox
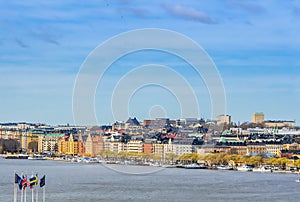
[0,158,299,202]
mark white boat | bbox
[295,179,300,183]
[217,165,233,170]
[28,154,46,160]
[162,164,177,168]
[71,157,83,163]
[237,165,253,172]
[184,163,204,169]
[83,157,99,163]
[253,166,272,173]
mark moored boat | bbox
[253,166,272,173]
[217,165,233,170]
[237,165,253,172]
[162,164,177,168]
[184,163,207,169]
[28,154,46,160]
[3,154,29,159]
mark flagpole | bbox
[36,173,39,202]
[14,171,17,202]
[21,172,24,202]
[21,189,24,202]
[31,171,34,202]
[24,172,27,202]
[42,186,45,202]
[36,186,38,202]
[24,186,27,202]
[32,187,34,202]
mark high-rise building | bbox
[252,112,264,124]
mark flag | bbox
[15,173,23,190]
[40,175,45,187]
[21,175,28,190]
[29,174,38,189]
[15,173,21,183]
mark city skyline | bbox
[1,1,299,125]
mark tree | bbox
[178,153,199,164]
[0,139,20,153]
[166,153,178,164]
[28,141,38,153]
[294,159,300,167]
[245,156,263,166]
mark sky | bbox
[0,0,299,126]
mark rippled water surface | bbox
[0,158,299,202]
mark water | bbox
[0,158,299,202]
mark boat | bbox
[217,165,233,170]
[184,163,206,169]
[161,164,177,168]
[237,165,253,172]
[28,154,46,160]
[83,157,99,163]
[71,157,83,163]
[295,179,300,183]
[3,154,29,159]
[253,166,272,173]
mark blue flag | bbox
[15,173,22,190]
[40,175,45,187]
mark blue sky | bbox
[0,0,299,125]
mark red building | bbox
[143,143,153,154]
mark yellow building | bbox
[58,134,78,155]
[252,112,264,124]
[21,131,43,153]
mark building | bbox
[283,143,300,151]
[265,143,283,157]
[85,134,104,156]
[126,140,143,153]
[247,143,266,155]
[143,143,153,154]
[197,145,231,156]
[21,130,44,153]
[252,112,264,124]
[264,120,295,128]
[42,133,64,153]
[109,142,125,153]
[153,143,164,159]
[179,118,199,127]
[58,134,78,155]
[143,120,152,127]
[77,134,85,155]
[217,115,231,125]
